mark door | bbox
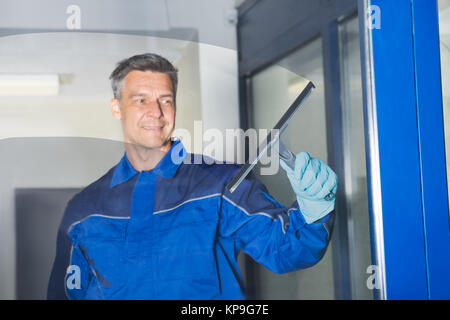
[237,0,373,299]
[15,188,81,299]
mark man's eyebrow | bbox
[158,94,174,98]
[129,92,148,98]
[129,93,173,98]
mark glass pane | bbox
[249,37,334,299]
[338,16,373,300]
[247,18,372,300]
[438,0,450,214]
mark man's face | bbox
[110,70,175,150]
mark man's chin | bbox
[123,131,173,151]
[136,138,172,151]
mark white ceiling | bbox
[0,2,447,102]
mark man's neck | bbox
[124,140,172,172]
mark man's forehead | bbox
[124,70,172,89]
[125,70,171,81]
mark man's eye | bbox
[136,98,145,104]
[160,99,173,105]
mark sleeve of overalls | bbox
[219,171,335,274]
[47,199,91,300]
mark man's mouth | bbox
[142,125,164,131]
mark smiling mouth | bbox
[142,126,163,131]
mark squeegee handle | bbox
[277,140,296,170]
[277,139,335,201]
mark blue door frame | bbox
[360,0,450,299]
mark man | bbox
[47,53,337,300]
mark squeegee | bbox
[226,80,334,201]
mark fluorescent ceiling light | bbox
[0,74,59,96]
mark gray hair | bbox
[109,53,178,103]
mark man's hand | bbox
[280,152,338,224]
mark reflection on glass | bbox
[438,0,450,213]
[338,16,372,300]
[0,32,202,145]
[0,32,204,300]
[249,37,334,299]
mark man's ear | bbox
[110,98,122,120]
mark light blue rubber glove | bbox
[280,152,338,224]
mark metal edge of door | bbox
[357,0,386,300]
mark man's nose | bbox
[144,100,163,118]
